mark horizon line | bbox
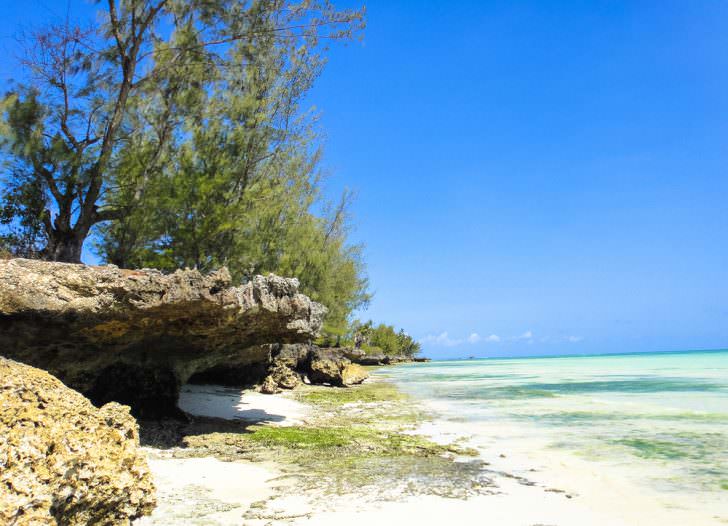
[421,347,728,363]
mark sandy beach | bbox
[2,1,725,524]
[133,375,726,526]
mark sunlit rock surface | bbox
[0,357,155,525]
[0,258,326,417]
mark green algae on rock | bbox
[296,379,406,407]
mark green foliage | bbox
[343,320,422,357]
[0,93,52,257]
[93,1,369,334]
[0,0,364,270]
[0,0,369,333]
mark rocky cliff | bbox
[0,357,155,525]
[0,259,326,417]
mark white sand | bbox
[239,422,717,526]
[135,456,280,526]
[137,384,727,526]
[135,384,305,526]
[273,490,696,526]
[177,383,310,425]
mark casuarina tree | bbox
[0,0,363,262]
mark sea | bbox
[383,349,728,523]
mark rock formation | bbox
[308,347,351,385]
[345,348,389,365]
[0,258,326,417]
[341,348,416,365]
[255,344,370,391]
[340,363,369,386]
[267,363,302,390]
[307,347,370,387]
[0,357,155,525]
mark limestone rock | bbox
[341,347,367,362]
[308,348,368,387]
[309,348,347,385]
[271,343,314,370]
[341,363,369,386]
[255,345,370,390]
[259,376,279,395]
[354,352,390,366]
[0,357,155,525]
[386,354,410,364]
[331,347,410,366]
[268,364,300,390]
[0,258,326,418]
[355,352,418,365]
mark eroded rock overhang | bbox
[0,258,327,418]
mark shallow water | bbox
[383,350,728,517]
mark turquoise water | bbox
[384,350,728,494]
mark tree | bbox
[91,1,369,334]
[0,0,364,262]
[346,320,422,357]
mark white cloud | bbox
[420,332,459,347]
[420,331,488,347]
[421,329,582,347]
[515,330,533,341]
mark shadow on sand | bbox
[138,384,288,449]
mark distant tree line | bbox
[327,320,421,358]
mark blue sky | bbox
[2,1,727,358]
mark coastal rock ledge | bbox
[0,357,155,525]
[0,258,326,418]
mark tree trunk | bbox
[44,230,85,263]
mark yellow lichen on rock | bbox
[0,357,156,525]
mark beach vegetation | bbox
[0,0,368,335]
[323,320,422,356]
[365,322,421,356]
